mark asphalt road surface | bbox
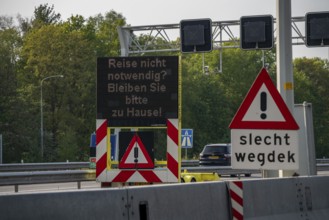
[0,171,328,195]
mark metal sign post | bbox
[0,134,2,164]
[275,0,295,177]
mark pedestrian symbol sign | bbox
[181,129,193,148]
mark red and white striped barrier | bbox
[166,118,179,181]
[96,118,180,183]
[96,119,107,180]
[229,181,244,220]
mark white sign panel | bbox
[231,129,299,170]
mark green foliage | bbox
[1,6,329,163]
[32,4,61,28]
[87,10,126,56]
[57,128,83,161]
[0,18,35,162]
[0,6,126,162]
[181,49,276,157]
[294,57,329,157]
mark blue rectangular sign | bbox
[181,129,193,148]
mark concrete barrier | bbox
[127,182,230,220]
[229,176,329,219]
[1,176,329,220]
[0,181,229,220]
[295,176,329,219]
[0,188,128,220]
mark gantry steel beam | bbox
[118,16,306,56]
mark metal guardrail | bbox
[0,169,95,192]
[315,158,329,164]
[0,162,90,172]
[315,163,329,171]
[0,160,198,172]
[1,159,328,172]
[0,170,95,186]
[0,162,94,192]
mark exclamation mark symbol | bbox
[260,92,267,119]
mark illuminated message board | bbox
[97,56,178,127]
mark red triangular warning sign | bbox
[229,68,299,130]
[119,134,154,169]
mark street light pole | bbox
[40,75,64,161]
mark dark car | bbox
[199,143,231,166]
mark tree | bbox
[0,16,35,162]
[20,23,95,161]
[18,10,127,162]
[32,4,61,28]
[87,10,126,56]
[294,57,329,157]
[3,6,329,163]
[181,48,276,157]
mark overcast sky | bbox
[1,0,329,59]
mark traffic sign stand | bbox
[96,118,180,183]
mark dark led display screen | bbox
[97,56,178,127]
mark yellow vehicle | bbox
[180,169,220,183]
